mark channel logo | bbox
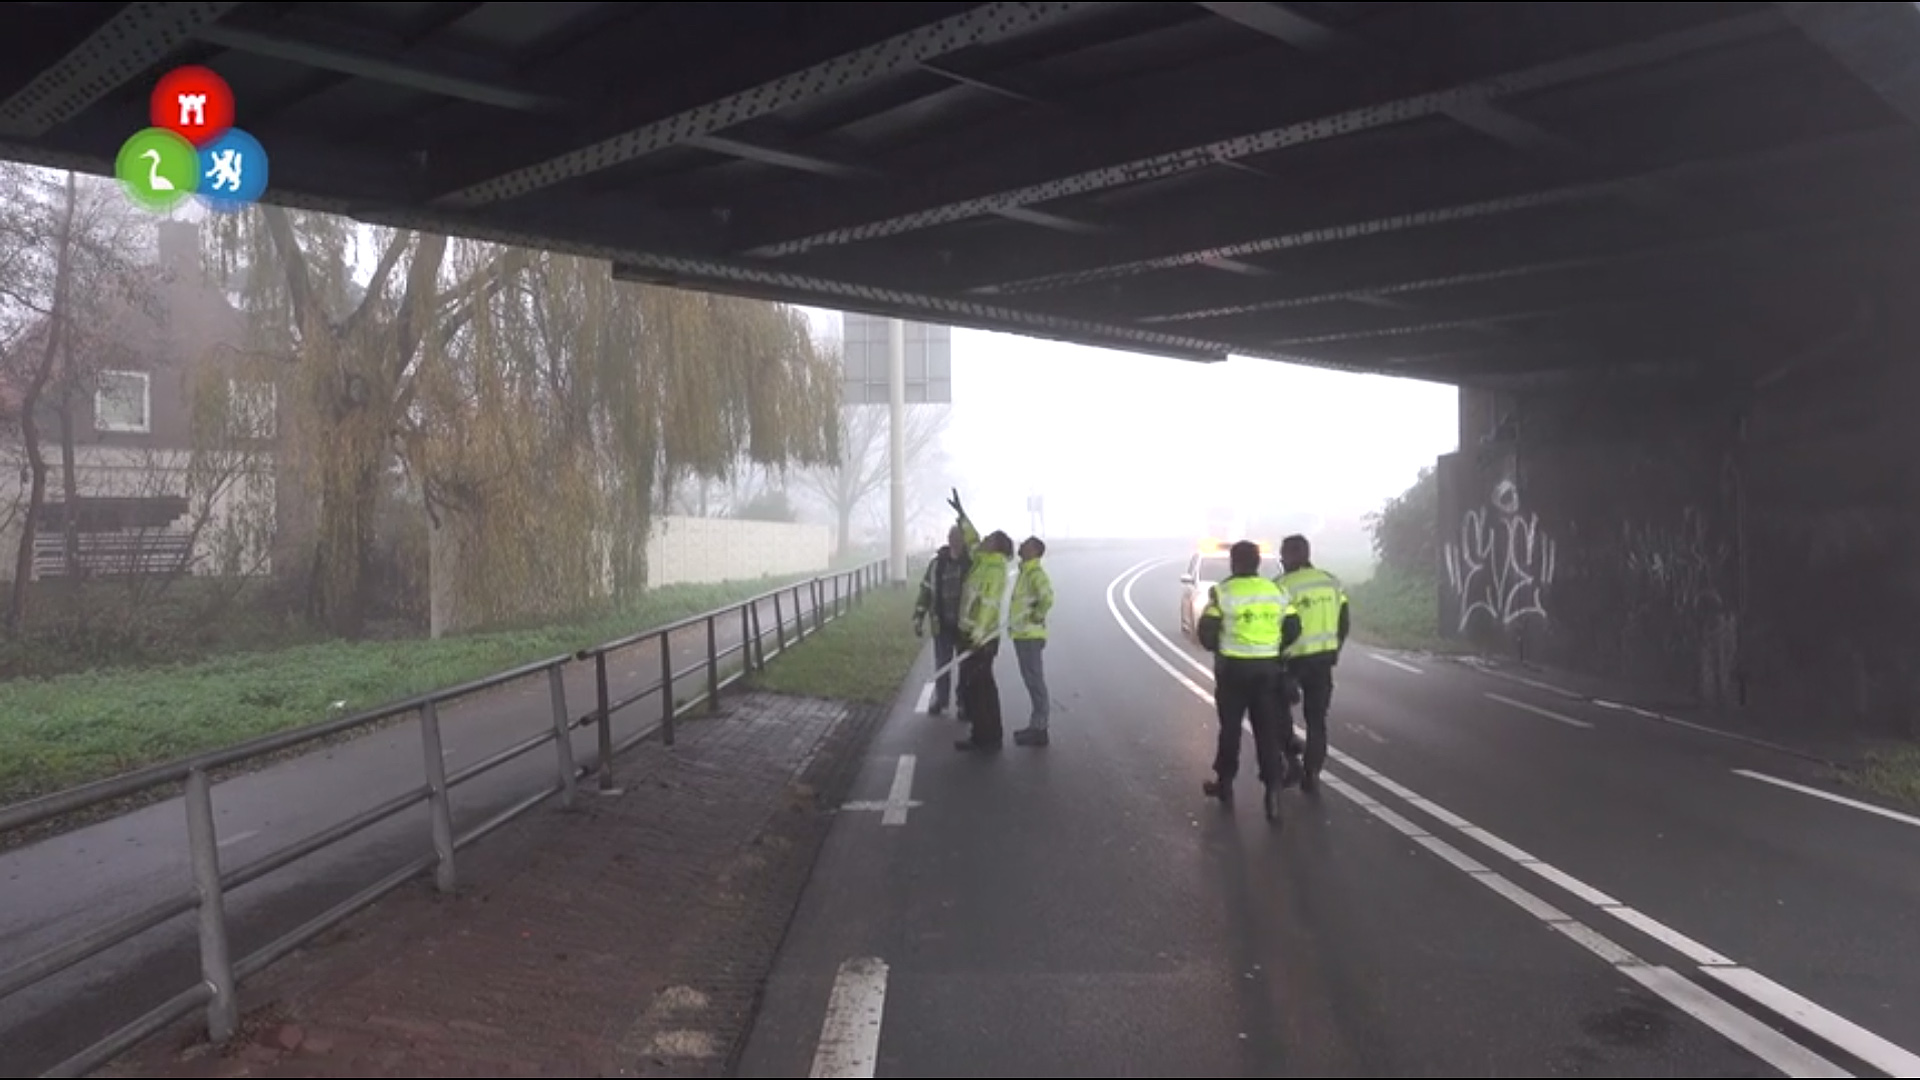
[115,65,269,214]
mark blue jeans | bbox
[1014,638,1049,731]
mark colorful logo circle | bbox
[114,128,199,212]
[151,65,235,147]
[195,128,269,213]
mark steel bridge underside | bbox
[4,2,1919,388]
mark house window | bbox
[95,370,150,433]
[228,379,276,439]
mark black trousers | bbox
[960,639,1003,746]
[1284,654,1337,775]
[1213,657,1284,786]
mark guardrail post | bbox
[418,701,457,893]
[594,652,615,792]
[705,614,720,715]
[834,573,843,617]
[749,599,766,670]
[739,603,753,676]
[773,591,785,651]
[812,580,824,631]
[660,631,677,746]
[183,767,238,1044]
[548,665,576,810]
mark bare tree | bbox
[2,171,76,631]
[795,399,950,557]
[0,169,163,631]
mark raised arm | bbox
[948,488,982,553]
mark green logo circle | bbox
[115,128,199,211]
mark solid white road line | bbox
[1485,691,1594,729]
[914,681,934,715]
[1698,966,1920,1078]
[809,957,889,1078]
[1732,768,1920,830]
[1370,651,1425,674]
[882,755,917,827]
[1103,561,1895,1078]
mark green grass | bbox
[749,580,925,706]
[0,572,833,808]
[1850,743,1920,809]
[1345,565,1467,653]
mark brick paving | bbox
[101,691,885,1079]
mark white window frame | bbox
[227,378,277,439]
[94,370,151,434]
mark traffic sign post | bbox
[887,317,908,585]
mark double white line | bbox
[1104,556,1918,1079]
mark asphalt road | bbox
[0,581,840,1076]
[740,543,1920,1078]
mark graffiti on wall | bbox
[1444,479,1558,631]
[1622,508,1725,616]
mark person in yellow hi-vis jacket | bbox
[1010,535,1054,747]
[1273,533,1351,795]
[1198,540,1297,822]
[949,489,1014,752]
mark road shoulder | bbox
[98,690,887,1079]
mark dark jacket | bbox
[915,544,970,632]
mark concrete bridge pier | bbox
[1438,260,1920,739]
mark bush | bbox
[1349,467,1456,652]
[1366,465,1438,575]
[1348,565,1452,652]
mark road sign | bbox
[841,312,951,405]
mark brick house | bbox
[0,219,279,582]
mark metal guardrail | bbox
[0,558,891,1078]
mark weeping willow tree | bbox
[207,205,841,636]
[409,245,842,627]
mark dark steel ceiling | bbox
[1,2,1917,388]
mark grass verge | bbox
[749,580,924,705]
[1850,743,1920,809]
[0,572,831,810]
[1346,566,1468,653]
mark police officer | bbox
[1274,534,1350,794]
[1197,540,1300,822]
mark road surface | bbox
[741,543,1920,1078]
[0,580,840,1076]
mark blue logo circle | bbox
[195,128,268,213]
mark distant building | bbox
[0,220,279,583]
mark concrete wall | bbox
[1440,298,1920,737]
[644,515,831,589]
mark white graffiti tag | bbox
[1444,480,1557,630]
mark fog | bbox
[800,307,1458,571]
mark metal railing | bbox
[0,558,890,1078]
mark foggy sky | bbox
[800,308,1458,544]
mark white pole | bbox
[888,317,907,585]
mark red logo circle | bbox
[151,66,235,147]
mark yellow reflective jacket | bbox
[1010,558,1053,641]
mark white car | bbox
[1178,542,1279,641]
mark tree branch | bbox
[339,227,414,341]
[260,204,327,343]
